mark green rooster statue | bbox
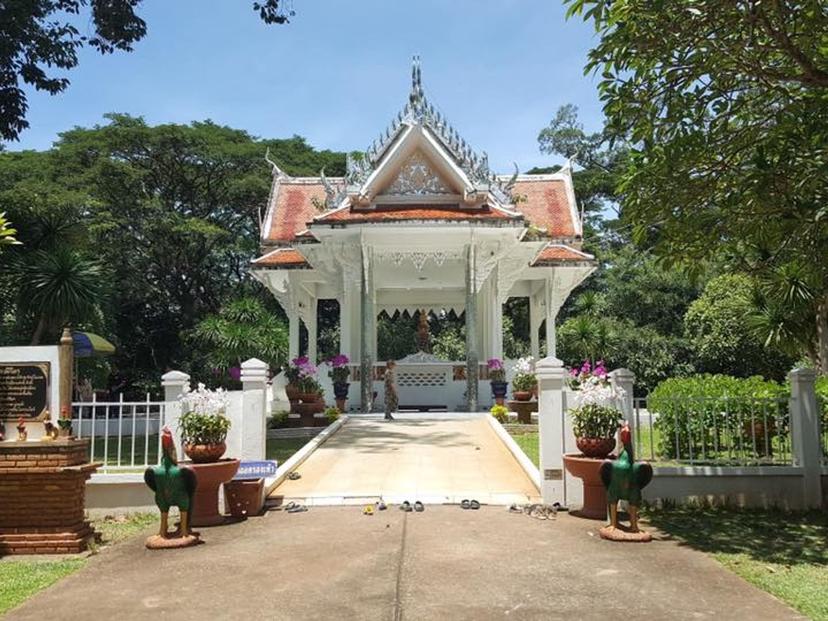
[599,422,653,542]
[144,426,199,549]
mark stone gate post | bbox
[161,370,190,455]
[536,356,566,505]
[609,368,636,440]
[240,358,269,461]
[789,368,823,509]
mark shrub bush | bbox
[324,406,340,424]
[268,410,289,429]
[648,374,787,460]
[490,404,509,423]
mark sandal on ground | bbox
[469,500,481,510]
[287,503,307,513]
[460,499,471,510]
[508,503,523,514]
[287,471,301,480]
[283,501,297,511]
[414,501,424,512]
[400,501,413,512]
[363,505,374,516]
[376,500,387,511]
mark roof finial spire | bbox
[410,55,423,106]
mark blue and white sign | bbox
[234,460,278,480]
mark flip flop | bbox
[287,472,301,480]
[400,501,413,512]
[470,500,480,510]
[283,501,297,511]
[363,505,374,516]
[287,503,307,513]
[414,501,424,512]
[508,503,523,514]
[460,499,471,510]
[376,501,387,511]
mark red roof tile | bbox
[511,179,577,238]
[531,244,594,266]
[314,204,519,224]
[266,181,328,243]
[251,248,309,268]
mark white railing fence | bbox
[72,394,167,473]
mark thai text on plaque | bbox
[0,362,50,421]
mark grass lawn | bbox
[266,437,311,465]
[646,506,828,621]
[0,513,155,616]
[508,431,539,466]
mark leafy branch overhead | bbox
[0,0,295,141]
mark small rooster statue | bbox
[599,422,653,542]
[143,426,199,549]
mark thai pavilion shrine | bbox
[251,59,595,412]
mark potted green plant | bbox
[284,357,305,402]
[511,357,537,401]
[295,359,321,403]
[57,406,73,439]
[328,354,351,411]
[179,383,232,463]
[488,358,508,405]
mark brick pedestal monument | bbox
[0,439,100,554]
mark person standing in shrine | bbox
[384,360,398,421]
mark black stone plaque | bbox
[0,362,50,421]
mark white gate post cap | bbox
[241,358,269,381]
[161,370,190,387]
[609,368,635,383]
[536,356,565,380]
[789,367,817,383]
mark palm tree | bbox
[15,248,103,344]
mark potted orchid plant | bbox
[487,358,508,405]
[285,356,322,403]
[510,357,537,402]
[179,383,231,463]
[328,354,351,411]
[567,360,622,458]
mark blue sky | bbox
[11,0,605,173]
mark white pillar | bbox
[240,358,269,461]
[360,246,374,413]
[491,274,504,360]
[544,278,558,358]
[465,244,479,412]
[529,294,541,361]
[306,298,318,364]
[789,368,823,509]
[161,370,190,456]
[288,312,300,361]
[609,368,636,442]
[536,356,566,505]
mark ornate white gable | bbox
[382,151,455,196]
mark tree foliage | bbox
[0,1,293,141]
[565,0,828,372]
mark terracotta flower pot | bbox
[184,441,227,463]
[335,398,346,412]
[563,453,612,520]
[285,384,300,401]
[576,437,616,459]
[513,391,533,402]
[298,392,319,404]
[187,458,241,526]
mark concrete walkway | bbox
[5,507,801,620]
[269,414,540,506]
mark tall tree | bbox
[565,0,828,372]
[0,0,294,141]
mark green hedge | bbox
[648,374,788,461]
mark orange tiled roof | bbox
[314,204,518,224]
[251,248,309,268]
[531,244,594,266]
[265,181,328,243]
[511,178,577,238]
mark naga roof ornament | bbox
[345,56,516,205]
